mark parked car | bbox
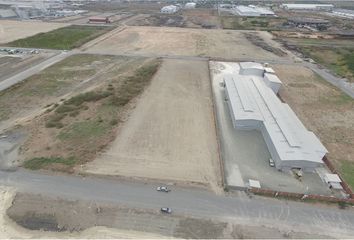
[269,158,275,167]
[157,186,171,192]
[160,207,172,214]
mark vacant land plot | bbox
[6,25,113,50]
[84,59,221,191]
[0,20,68,44]
[18,56,159,171]
[274,64,354,189]
[87,26,285,60]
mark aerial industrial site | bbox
[0,0,354,238]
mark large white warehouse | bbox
[160,5,178,14]
[223,62,327,172]
[280,4,334,11]
[233,5,275,16]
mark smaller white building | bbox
[185,2,196,9]
[233,5,275,17]
[280,4,334,11]
[324,174,343,190]
[161,5,178,14]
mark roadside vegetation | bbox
[220,16,286,31]
[301,46,354,82]
[340,161,354,190]
[22,59,161,171]
[0,54,116,123]
[6,25,113,50]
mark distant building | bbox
[160,5,178,14]
[233,5,275,17]
[185,2,196,9]
[0,9,17,18]
[331,8,354,19]
[222,62,327,172]
[280,4,334,11]
[88,17,111,24]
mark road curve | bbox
[0,169,353,238]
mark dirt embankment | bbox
[6,192,333,239]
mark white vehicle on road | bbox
[157,186,171,192]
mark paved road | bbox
[1,169,354,237]
[304,62,354,98]
[0,51,73,92]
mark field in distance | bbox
[0,20,69,44]
[5,25,113,50]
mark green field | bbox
[340,161,354,190]
[220,16,286,30]
[6,25,113,50]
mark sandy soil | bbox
[3,191,332,239]
[0,20,69,44]
[274,64,354,166]
[84,59,222,192]
[86,26,284,60]
[0,187,168,238]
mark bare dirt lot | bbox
[274,64,354,189]
[86,26,285,60]
[0,20,69,44]
[84,59,222,191]
[4,191,332,239]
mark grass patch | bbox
[108,61,161,107]
[220,16,285,30]
[300,46,354,82]
[23,157,76,170]
[6,25,113,50]
[340,161,354,190]
[58,120,109,141]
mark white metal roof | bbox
[249,179,261,188]
[324,174,342,183]
[281,4,334,10]
[234,5,274,16]
[222,62,327,166]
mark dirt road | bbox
[84,59,222,192]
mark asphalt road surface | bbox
[0,51,72,92]
[0,169,354,237]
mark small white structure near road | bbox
[249,179,261,189]
[185,2,196,9]
[324,174,343,190]
[222,62,328,173]
[233,5,275,17]
[161,5,178,14]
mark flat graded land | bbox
[86,26,284,60]
[0,20,68,44]
[5,25,113,50]
[84,59,222,191]
[274,64,354,189]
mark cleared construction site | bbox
[0,1,354,237]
